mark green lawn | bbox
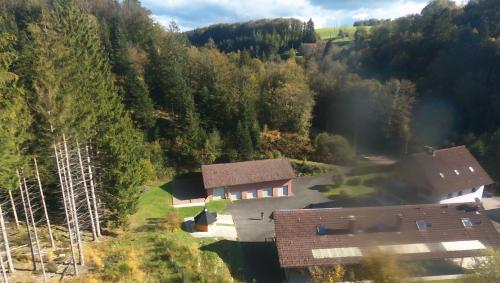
[176,199,229,218]
[321,173,389,199]
[128,182,173,229]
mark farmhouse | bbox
[273,203,500,281]
[201,158,295,201]
[401,146,494,204]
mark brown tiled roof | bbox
[407,146,494,195]
[201,158,295,189]
[274,203,500,268]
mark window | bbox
[462,218,473,228]
[316,224,326,235]
[454,170,460,175]
[458,190,463,196]
[472,188,477,193]
[447,193,453,198]
[416,220,428,231]
[469,166,475,172]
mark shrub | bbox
[46,261,58,273]
[346,177,362,186]
[261,130,314,159]
[291,159,337,176]
[363,175,388,187]
[332,174,345,188]
[314,133,354,164]
[339,189,349,198]
[162,211,182,231]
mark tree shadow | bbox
[308,184,331,192]
[201,240,284,283]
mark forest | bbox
[1,0,500,228]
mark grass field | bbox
[321,172,386,199]
[316,26,371,41]
[84,180,243,282]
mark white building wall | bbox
[439,185,484,204]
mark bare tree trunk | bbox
[86,145,101,237]
[22,176,46,282]
[54,144,78,276]
[0,247,7,283]
[33,158,55,249]
[0,206,13,273]
[16,170,35,271]
[7,191,18,230]
[63,135,84,266]
[77,142,97,241]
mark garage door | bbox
[262,188,273,198]
[230,191,242,200]
[279,185,289,196]
[213,188,225,200]
[246,189,257,199]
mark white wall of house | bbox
[439,185,484,204]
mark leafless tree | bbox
[16,170,35,271]
[7,191,18,230]
[54,143,79,276]
[0,205,13,273]
[21,174,46,282]
[33,158,55,249]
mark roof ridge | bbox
[201,157,288,167]
[274,202,481,213]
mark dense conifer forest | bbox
[1,0,500,226]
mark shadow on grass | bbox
[201,240,284,283]
[201,240,246,281]
[309,184,331,192]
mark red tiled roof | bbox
[407,146,493,195]
[273,203,500,268]
[201,158,295,189]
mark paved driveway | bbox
[225,174,333,241]
[225,174,336,282]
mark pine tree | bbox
[0,31,30,191]
[43,0,148,225]
[236,120,253,160]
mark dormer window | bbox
[416,220,427,231]
[462,218,473,228]
[469,166,474,172]
[454,170,460,175]
[316,224,326,235]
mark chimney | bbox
[348,216,356,234]
[424,146,436,156]
[396,213,403,229]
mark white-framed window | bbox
[462,218,473,228]
[416,220,428,231]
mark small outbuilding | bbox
[194,208,217,232]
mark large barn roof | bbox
[201,158,295,189]
[273,203,500,268]
[407,146,493,195]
